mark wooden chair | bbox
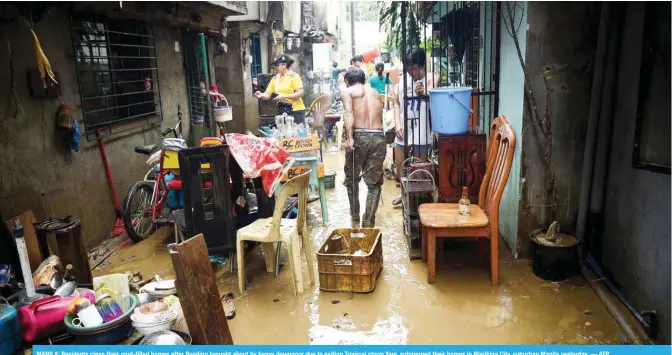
[487,115,508,163]
[418,122,516,286]
[236,171,314,295]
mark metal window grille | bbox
[71,14,162,140]
[182,30,212,128]
[400,1,501,160]
[250,34,263,94]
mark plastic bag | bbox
[224,133,293,196]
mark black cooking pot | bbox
[530,231,581,281]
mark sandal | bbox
[221,292,236,320]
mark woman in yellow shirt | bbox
[254,54,306,124]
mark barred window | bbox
[71,14,162,137]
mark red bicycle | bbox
[122,107,186,242]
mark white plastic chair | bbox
[335,118,344,150]
[236,171,315,295]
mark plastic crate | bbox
[317,228,383,293]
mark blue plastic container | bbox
[0,303,21,355]
[428,87,473,135]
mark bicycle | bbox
[122,106,187,242]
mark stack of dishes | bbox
[130,301,178,335]
[139,280,177,301]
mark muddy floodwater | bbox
[96,152,622,344]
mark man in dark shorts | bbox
[341,68,386,228]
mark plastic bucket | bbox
[428,87,472,135]
[213,97,232,123]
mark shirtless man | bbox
[341,68,386,228]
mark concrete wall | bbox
[214,22,268,133]
[517,2,600,257]
[599,2,671,342]
[0,7,188,248]
[496,2,527,257]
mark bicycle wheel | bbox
[122,181,156,242]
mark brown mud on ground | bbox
[95,152,622,345]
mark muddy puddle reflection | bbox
[96,151,622,345]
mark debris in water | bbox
[210,255,228,268]
[532,221,579,247]
[585,321,592,327]
[343,312,348,317]
[331,299,340,305]
[583,309,593,315]
[273,298,280,303]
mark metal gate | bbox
[399,1,501,158]
[182,30,212,142]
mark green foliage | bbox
[378,1,421,55]
[355,2,381,22]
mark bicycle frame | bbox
[149,148,178,225]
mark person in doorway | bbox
[254,54,306,124]
[391,48,440,206]
[341,68,386,228]
[368,62,392,95]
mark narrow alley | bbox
[95,153,622,345]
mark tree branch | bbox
[504,1,550,140]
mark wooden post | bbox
[53,220,92,284]
[169,234,234,345]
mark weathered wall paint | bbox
[214,22,268,133]
[0,8,189,247]
[600,2,671,343]
[496,2,527,258]
[517,2,600,257]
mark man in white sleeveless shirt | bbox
[392,48,440,206]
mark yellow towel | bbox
[26,20,57,88]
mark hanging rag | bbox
[25,20,57,89]
[224,133,293,196]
